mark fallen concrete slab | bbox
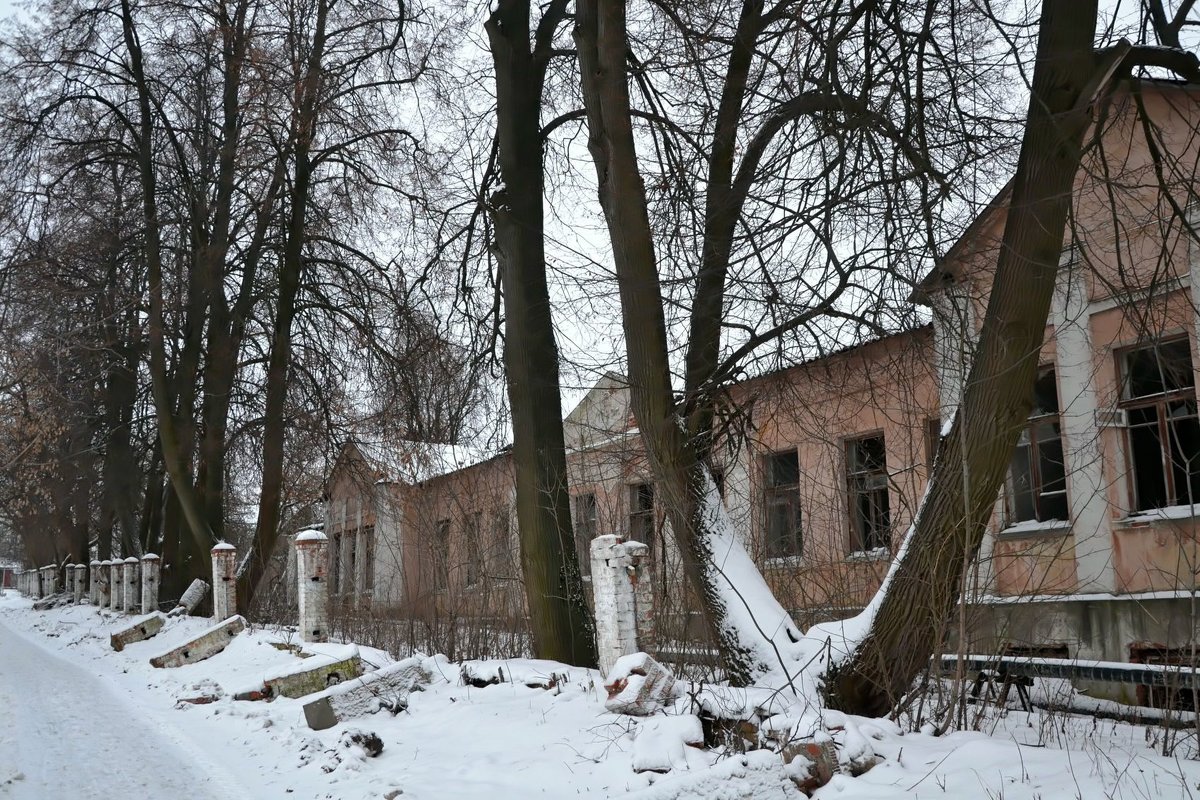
[265,647,362,700]
[149,615,245,668]
[234,646,363,702]
[110,612,166,652]
[302,656,433,730]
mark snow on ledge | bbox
[211,541,236,552]
[997,518,1071,537]
[295,529,327,543]
[1120,504,1200,525]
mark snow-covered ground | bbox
[2,591,1199,799]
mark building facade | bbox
[325,79,1200,696]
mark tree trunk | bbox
[484,0,597,668]
[575,0,799,686]
[827,0,1106,716]
[239,0,327,614]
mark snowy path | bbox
[0,615,250,800]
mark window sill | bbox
[846,547,890,562]
[1117,505,1200,528]
[764,555,805,569]
[996,519,1071,538]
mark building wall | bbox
[325,81,1200,679]
[924,81,1200,669]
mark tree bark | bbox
[238,0,327,615]
[484,0,597,668]
[575,0,800,685]
[827,0,1106,716]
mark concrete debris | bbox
[340,729,383,758]
[782,738,838,795]
[110,612,166,652]
[150,615,245,668]
[604,653,676,716]
[168,579,209,617]
[302,657,431,730]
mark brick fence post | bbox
[591,535,652,677]
[295,530,330,643]
[141,554,160,614]
[211,542,238,621]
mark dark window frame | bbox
[627,482,655,546]
[1006,366,1070,525]
[846,433,891,553]
[1119,338,1199,512]
[574,492,599,577]
[763,450,802,559]
[359,524,375,598]
[433,518,450,592]
[464,511,484,588]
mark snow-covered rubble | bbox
[4,592,1200,799]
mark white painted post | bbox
[40,565,56,597]
[295,530,329,643]
[123,557,139,613]
[72,564,85,604]
[211,542,237,621]
[591,534,646,678]
[97,560,111,609]
[141,554,160,614]
[108,560,122,611]
[89,561,100,604]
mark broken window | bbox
[330,531,342,595]
[360,525,375,599]
[1121,339,1200,511]
[345,529,357,595]
[628,483,655,545]
[493,507,513,578]
[763,450,802,558]
[433,519,450,592]
[464,512,483,588]
[573,492,598,577]
[847,434,890,552]
[1007,367,1069,524]
[925,417,942,469]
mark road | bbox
[0,613,248,799]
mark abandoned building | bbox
[321,78,1200,698]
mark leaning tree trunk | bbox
[827,0,1106,716]
[575,0,799,686]
[484,0,597,668]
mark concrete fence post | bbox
[73,564,85,604]
[64,563,74,599]
[295,530,329,643]
[141,554,160,614]
[590,534,654,678]
[108,560,121,611]
[40,565,56,597]
[89,561,100,604]
[123,557,139,614]
[98,560,112,609]
[211,542,238,621]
